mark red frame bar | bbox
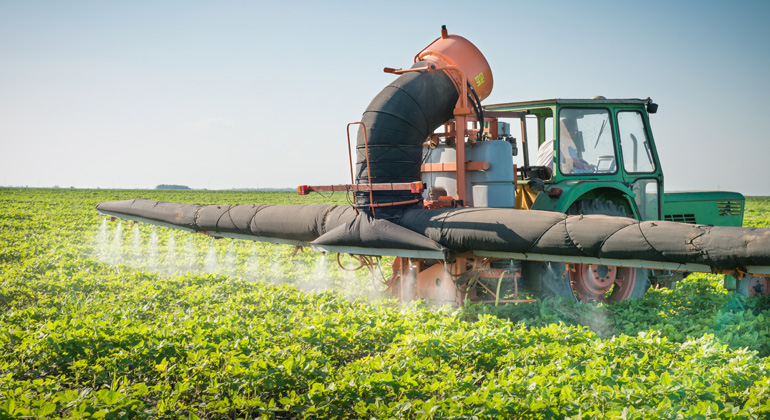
[298,181,424,195]
[421,161,490,172]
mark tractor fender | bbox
[531,180,639,218]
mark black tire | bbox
[520,260,577,301]
[567,198,630,217]
[523,198,650,302]
[611,268,651,301]
[571,198,650,301]
[737,275,770,297]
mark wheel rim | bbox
[570,264,638,302]
[745,276,770,296]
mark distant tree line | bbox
[156,184,191,190]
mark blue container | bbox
[421,140,515,208]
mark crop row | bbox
[0,189,769,418]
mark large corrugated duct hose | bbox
[354,27,493,222]
[95,199,770,270]
[97,199,356,242]
[354,62,458,220]
[397,207,770,268]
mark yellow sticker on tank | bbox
[475,72,485,87]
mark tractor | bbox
[97,26,770,305]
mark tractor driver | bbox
[537,117,593,175]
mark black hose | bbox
[355,62,459,220]
[467,82,484,133]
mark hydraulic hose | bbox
[467,81,484,130]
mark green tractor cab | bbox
[483,97,747,293]
[484,98,744,225]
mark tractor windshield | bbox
[617,111,656,173]
[558,108,616,175]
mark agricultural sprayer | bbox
[98,26,770,305]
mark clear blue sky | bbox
[1,0,768,195]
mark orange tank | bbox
[415,26,493,101]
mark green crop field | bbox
[745,197,770,228]
[1,188,769,419]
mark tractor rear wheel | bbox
[737,275,770,297]
[570,264,650,302]
[567,198,650,302]
[523,198,650,303]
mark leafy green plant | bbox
[0,188,769,418]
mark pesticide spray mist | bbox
[92,219,382,300]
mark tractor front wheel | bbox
[521,261,650,303]
[737,275,770,297]
[570,264,650,302]
[523,198,651,303]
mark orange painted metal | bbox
[297,182,424,195]
[466,115,506,140]
[423,197,457,209]
[290,246,303,258]
[383,65,436,75]
[414,262,459,303]
[387,257,464,305]
[454,115,468,205]
[385,61,472,113]
[421,161,490,173]
[336,252,366,271]
[310,29,512,306]
[385,254,534,306]
[369,198,421,208]
[383,27,495,207]
[415,30,493,101]
[570,263,639,302]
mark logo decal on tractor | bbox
[475,72,485,87]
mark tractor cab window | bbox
[618,111,656,173]
[558,108,616,175]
